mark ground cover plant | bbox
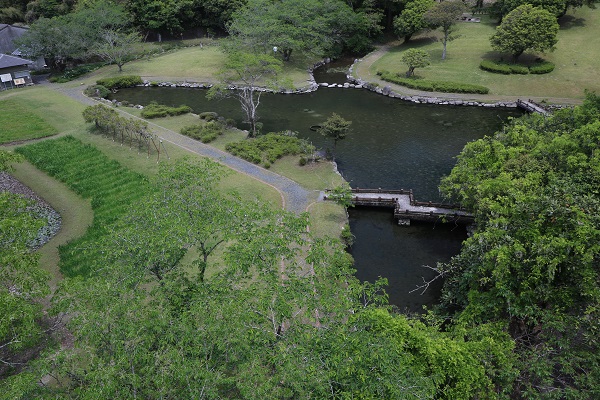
[16,136,151,277]
[479,59,555,75]
[0,99,57,144]
[180,121,225,143]
[225,132,314,168]
[363,8,600,99]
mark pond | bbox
[111,83,520,311]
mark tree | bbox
[208,51,284,137]
[393,0,435,42]
[438,92,600,396]
[401,48,431,77]
[490,5,559,62]
[91,29,141,72]
[424,0,467,60]
[227,0,369,62]
[318,113,352,161]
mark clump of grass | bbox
[180,121,225,143]
[16,136,152,277]
[0,99,57,144]
[225,133,315,168]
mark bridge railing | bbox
[351,187,413,195]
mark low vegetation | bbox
[377,70,490,94]
[16,136,151,277]
[0,99,58,144]
[479,59,555,75]
[225,132,315,168]
[180,121,225,143]
[140,101,192,119]
[96,75,143,90]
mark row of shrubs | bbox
[479,60,555,75]
[96,75,143,90]
[377,71,490,94]
[141,101,192,118]
[225,133,314,169]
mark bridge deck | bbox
[517,99,550,116]
[325,188,474,224]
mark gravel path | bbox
[49,84,316,214]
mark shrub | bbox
[225,133,315,166]
[199,112,218,121]
[509,64,529,74]
[141,102,192,119]
[48,62,104,83]
[529,61,555,74]
[378,70,489,94]
[84,84,110,98]
[180,121,224,143]
[96,75,143,90]
[479,60,512,74]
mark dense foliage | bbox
[140,101,192,118]
[225,132,314,168]
[180,120,225,143]
[377,70,490,94]
[96,75,143,89]
[438,92,600,397]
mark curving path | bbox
[51,84,316,214]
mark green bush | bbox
[180,121,224,143]
[141,102,192,119]
[96,75,143,90]
[84,84,110,98]
[479,60,512,74]
[529,61,555,74]
[225,133,314,166]
[378,70,489,94]
[509,64,529,74]
[48,62,104,83]
[199,112,218,121]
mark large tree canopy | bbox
[393,0,435,42]
[439,92,600,396]
[227,0,376,61]
[490,4,559,62]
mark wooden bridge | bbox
[517,99,550,116]
[325,188,474,226]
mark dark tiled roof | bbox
[0,53,31,69]
[0,24,29,55]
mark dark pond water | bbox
[112,85,520,311]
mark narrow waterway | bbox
[112,83,520,311]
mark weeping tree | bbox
[208,51,286,137]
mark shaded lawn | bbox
[0,98,58,144]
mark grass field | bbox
[0,98,57,144]
[83,40,313,89]
[367,7,600,100]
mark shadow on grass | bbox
[559,14,586,30]
[387,36,439,53]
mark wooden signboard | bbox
[0,73,12,82]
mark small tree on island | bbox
[318,113,351,161]
[401,48,431,77]
[490,4,559,62]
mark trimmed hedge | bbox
[96,75,143,89]
[181,121,225,143]
[480,60,555,75]
[529,61,555,74]
[377,71,489,94]
[141,102,192,119]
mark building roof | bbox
[0,53,32,69]
[0,24,29,55]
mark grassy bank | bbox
[367,7,600,100]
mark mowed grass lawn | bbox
[84,42,313,89]
[0,98,58,143]
[370,7,600,100]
